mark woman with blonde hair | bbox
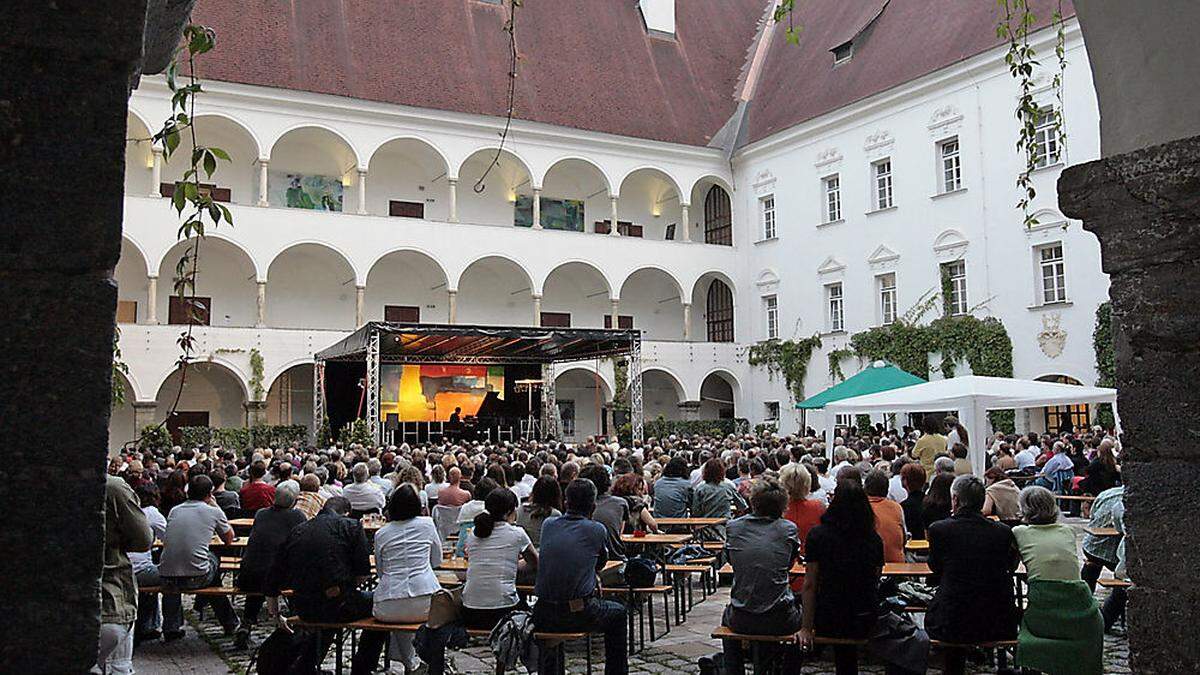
[780,464,825,561]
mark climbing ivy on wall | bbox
[1092,301,1115,428]
[747,335,822,402]
[249,348,265,401]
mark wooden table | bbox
[905,539,930,553]
[1085,526,1121,537]
[718,562,934,577]
[438,557,621,573]
[228,518,255,528]
[1057,494,1097,502]
[620,533,693,545]
[654,517,727,528]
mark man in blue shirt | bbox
[533,479,628,675]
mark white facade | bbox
[112,19,1106,448]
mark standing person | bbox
[159,474,239,640]
[925,476,1020,675]
[264,497,386,675]
[533,479,628,675]
[944,415,969,454]
[97,474,153,674]
[516,476,562,547]
[239,461,276,513]
[720,477,801,675]
[912,415,946,478]
[865,469,907,563]
[798,479,884,675]
[374,485,444,674]
[233,485,305,649]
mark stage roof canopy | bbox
[315,322,640,364]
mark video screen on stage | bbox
[379,364,505,422]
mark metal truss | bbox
[312,361,326,446]
[541,362,559,441]
[366,328,380,446]
[629,334,644,443]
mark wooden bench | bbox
[664,559,717,621]
[514,583,675,649]
[1098,578,1133,588]
[930,638,1019,670]
[712,626,866,674]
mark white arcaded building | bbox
[110,0,1105,449]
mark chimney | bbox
[639,0,675,38]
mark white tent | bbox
[824,375,1118,476]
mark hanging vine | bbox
[747,335,822,402]
[1092,301,1115,428]
[827,347,855,382]
[249,348,265,401]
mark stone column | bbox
[145,274,158,324]
[244,400,268,427]
[678,400,702,421]
[257,159,270,207]
[150,146,163,197]
[131,401,158,433]
[532,187,542,229]
[1058,134,1200,672]
[610,298,620,327]
[679,202,690,242]
[682,302,692,340]
[356,169,367,215]
[447,178,459,222]
[447,289,458,324]
[532,294,542,326]
[355,285,366,326]
[255,280,267,327]
[609,195,620,236]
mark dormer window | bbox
[833,41,854,65]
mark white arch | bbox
[365,134,452,175]
[152,357,252,403]
[933,228,969,250]
[537,156,615,195]
[364,246,450,289]
[126,106,154,138]
[555,365,615,401]
[265,240,361,285]
[192,111,264,160]
[696,367,742,403]
[115,367,144,404]
[453,253,535,293]
[156,232,263,282]
[269,123,363,170]
[687,174,735,204]
[640,366,687,401]
[121,234,153,277]
[457,145,536,187]
[616,165,684,201]
[618,266,685,302]
[265,358,315,394]
[538,259,615,299]
[689,270,738,302]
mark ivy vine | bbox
[747,335,822,402]
[1092,301,1115,428]
[249,348,265,401]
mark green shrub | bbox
[138,424,172,453]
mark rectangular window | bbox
[168,295,211,326]
[1039,244,1067,304]
[384,305,421,323]
[603,315,634,329]
[388,200,425,218]
[940,137,961,192]
[540,312,571,328]
[941,261,968,316]
[760,195,776,240]
[835,413,854,427]
[116,300,138,324]
[1031,106,1062,168]
[764,295,779,339]
[873,159,893,210]
[827,283,844,332]
[765,401,781,422]
[823,174,841,223]
[878,273,897,326]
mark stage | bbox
[313,322,644,445]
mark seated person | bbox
[437,467,472,507]
[1080,485,1127,631]
[159,474,238,640]
[264,497,385,675]
[234,485,305,649]
[926,475,1020,675]
[373,485,444,674]
[690,458,747,541]
[533,479,628,675]
[132,482,167,643]
[454,477,498,555]
[1012,486,1104,674]
[898,463,927,540]
[651,456,692,518]
[343,462,386,517]
[516,476,562,548]
[611,473,658,534]
[799,479,884,675]
[864,469,907,563]
[462,489,538,637]
[1034,442,1078,493]
[981,466,1021,522]
[721,477,801,675]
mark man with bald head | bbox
[437,466,471,506]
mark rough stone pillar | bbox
[609,195,620,236]
[132,401,158,433]
[447,178,458,222]
[679,203,690,242]
[255,280,267,327]
[355,285,366,326]
[678,400,702,421]
[1059,134,1200,673]
[447,289,457,324]
[244,400,268,427]
[145,274,158,324]
[257,159,269,206]
[0,1,155,670]
[532,187,542,229]
[356,169,367,215]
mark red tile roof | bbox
[745,0,1074,145]
[191,0,766,147]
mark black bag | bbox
[667,544,708,565]
[625,556,659,588]
[250,627,320,675]
[698,652,728,675]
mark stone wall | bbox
[0,1,149,670]
[1060,134,1200,673]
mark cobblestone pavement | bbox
[134,518,1131,674]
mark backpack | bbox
[489,610,538,672]
[625,556,659,588]
[250,626,320,675]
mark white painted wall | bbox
[267,244,357,330]
[154,362,247,429]
[156,236,259,328]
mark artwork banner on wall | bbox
[514,195,585,231]
[269,171,343,212]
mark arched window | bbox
[704,185,732,246]
[706,279,734,342]
[1038,375,1091,432]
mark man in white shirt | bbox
[1015,444,1039,470]
[829,446,853,480]
[342,462,386,515]
[887,458,909,502]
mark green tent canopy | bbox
[796,361,925,409]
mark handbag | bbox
[426,587,462,629]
